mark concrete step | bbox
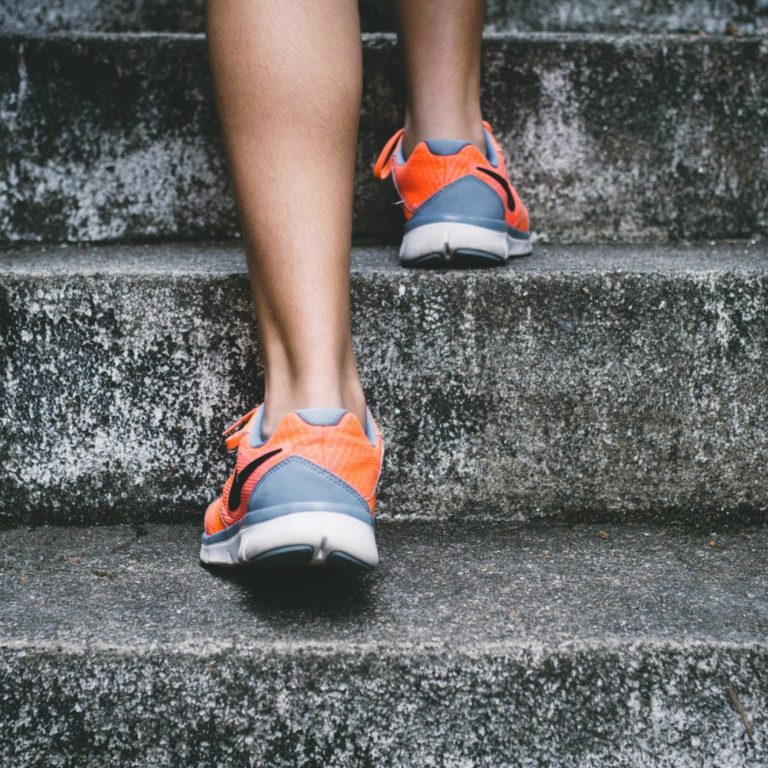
[0,521,765,766]
[3,0,767,34]
[0,32,765,244]
[2,242,767,527]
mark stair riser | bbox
[1,646,763,767]
[2,1,766,33]
[2,247,768,525]
[1,35,765,244]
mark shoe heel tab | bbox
[294,408,348,427]
[424,139,473,156]
[296,408,380,449]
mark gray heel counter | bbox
[408,176,505,229]
[247,457,370,517]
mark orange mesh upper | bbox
[205,408,383,535]
[204,498,227,535]
[373,121,529,234]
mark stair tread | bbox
[4,29,768,39]
[3,240,767,276]
[4,520,767,764]
[3,1,767,35]
[2,521,766,652]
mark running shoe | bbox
[201,406,383,571]
[373,121,532,267]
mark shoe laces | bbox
[372,128,404,180]
[221,407,259,451]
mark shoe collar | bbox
[375,121,500,172]
[244,406,379,448]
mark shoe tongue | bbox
[425,138,473,156]
[248,406,268,447]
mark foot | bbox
[373,121,532,268]
[200,405,383,571]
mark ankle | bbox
[261,372,366,438]
[403,110,485,157]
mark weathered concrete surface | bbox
[1,242,768,526]
[0,0,205,34]
[2,0,767,34]
[482,0,768,33]
[0,522,765,766]
[0,33,766,244]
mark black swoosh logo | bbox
[227,448,283,512]
[476,166,516,212]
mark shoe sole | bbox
[199,511,378,571]
[400,221,532,268]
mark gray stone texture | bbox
[0,522,766,766]
[1,0,767,34]
[0,33,766,244]
[1,7,766,764]
[2,242,768,526]
[482,0,768,33]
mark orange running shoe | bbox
[373,121,532,268]
[200,406,383,571]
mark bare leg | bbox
[207,0,365,435]
[394,0,486,157]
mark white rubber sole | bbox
[199,511,379,569]
[400,221,533,265]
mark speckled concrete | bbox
[0,33,766,244]
[481,0,768,33]
[0,522,765,766]
[1,242,768,526]
[2,0,766,34]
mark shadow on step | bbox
[201,562,375,623]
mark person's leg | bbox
[207,0,365,436]
[394,0,486,157]
[202,1,383,571]
[374,0,530,266]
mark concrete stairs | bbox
[1,522,766,766]
[3,1,768,34]
[2,242,768,527]
[1,33,766,243]
[0,2,767,766]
